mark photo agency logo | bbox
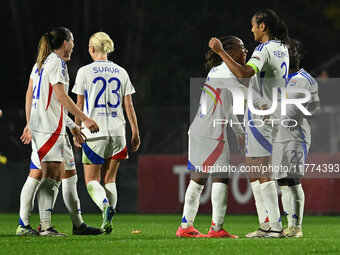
[193,78,312,128]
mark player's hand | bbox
[0,109,2,118]
[209,37,224,55]
[287,112,303,131]
[20,125,32,144]
[259,104,270,121]
[83,117,99,133]
[236,133,245,152]
[71,125,86,147]
[131,133,140,152]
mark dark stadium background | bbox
[0,0,339,213]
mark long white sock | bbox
[261,181,282,231]
[87,181,109,211]
[37,178,56,230]
[290,184,305,228]
[104,183,117,209]
[19,177,40,226]
[250,180,269,230]
[52,181,61,208]
[180,180,204,228]
[211,182,228,231]
[62,175,84,228]
[280,185,293,227]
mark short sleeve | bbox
[123,72,136,96]
[49,59,68,86]
[72,68,86,95]
[246,44,269,73]
[30,64,38,79]
[309,81,319,103]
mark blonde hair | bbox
[36,27,72,73]
[89,32,114,54]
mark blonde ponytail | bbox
[36,33,52,73]
[90,32,114,54]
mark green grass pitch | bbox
[0,214,339,255]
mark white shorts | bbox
[245,109,279,157]
[82,136,128,164]
[31,131,64,163]
[188,134,230,174]
[30,135,75,170]
[272,140,310,179]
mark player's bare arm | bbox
[304,101,321,119]
[75,94,85,127]
[209,37,255,78]
[236,133,245,152]
[20,78,34,144]
[53,83,99,133]
[123,95,140,152]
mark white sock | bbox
[52,181,61,208]
[290,184,305,228]
[211,182,228,231]
[104,183,117,209]
[250,180,269,230]
[280,185,293,227]
[62,175,84,228]
[19,177,40,226]
[260,181,282,231]
[87,181,109,211]
[180,180,204,228]
[37,178,56,230]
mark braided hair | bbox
[205,36,240,70]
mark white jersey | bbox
[189,63,244,141]
[275,69,319,144]
[72,61,135,138]
[29,52,69,135]
[246,40,289,119]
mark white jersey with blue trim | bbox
[72,61,135,138]
[274,69,319,144]
[247,40,289,119]
[189,63,244,141]
[29,52,69,135]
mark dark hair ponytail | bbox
[253,9,289,45]
[36,27,72,73]
[205,36,240,70]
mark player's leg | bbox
[16,168,41,236]
[278,178,294,235]
[62,136,103,235]
[34,132,65,236]
[286,176,304,237]
[102,135,128,210]
[177,134,215,237]
[102,158,120,209]
[244,119,274,237]
[82,137,111,212]
[245,122,283,237]
[207,175,238,238]
[176,172,206,237]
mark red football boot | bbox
[176,225,207,238]
[207,227,238,238]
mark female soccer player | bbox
[176,36,246,238]
[28,27,99,236]
[209,9,290,237]
[17,120,103,236]
[273,38,320,237]
[72,32,140,234]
